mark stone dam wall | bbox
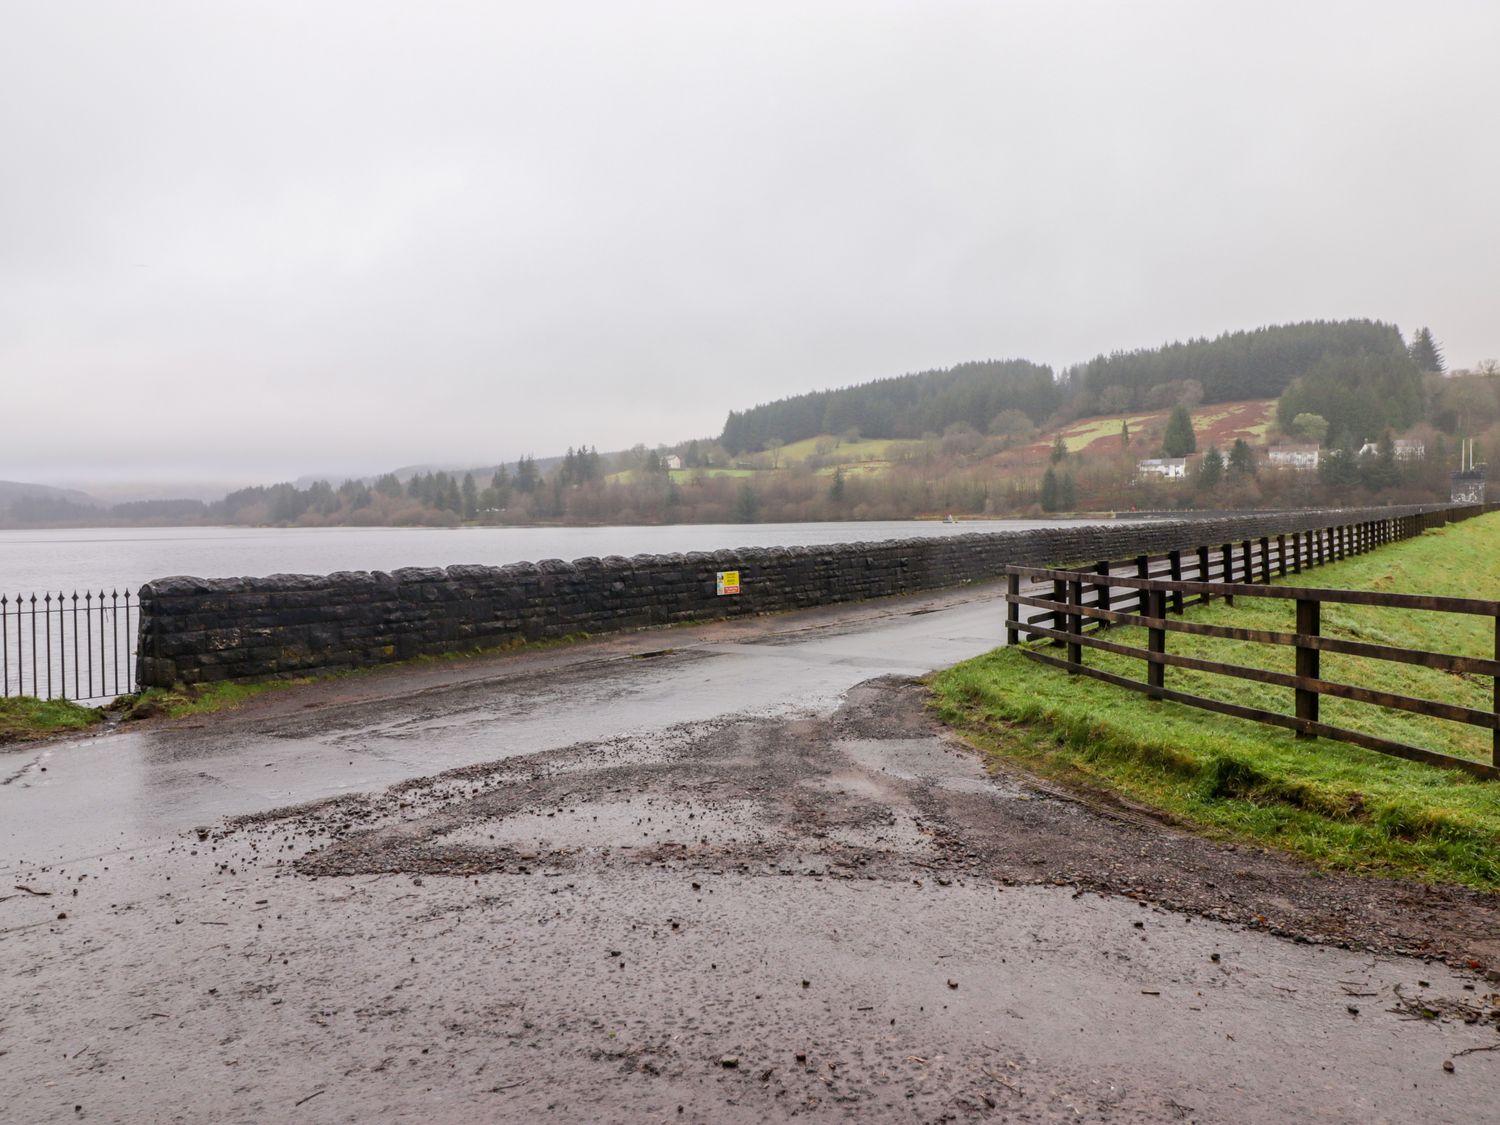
[136,504,1489,687]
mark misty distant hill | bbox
[295,453,581,491]
[0,480,98,509]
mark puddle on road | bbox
[434,797,770,851]
[833,737,1020,796]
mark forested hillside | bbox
[1066,319,1414,412]
[721,321,1423,455]
[720,359,1060,454]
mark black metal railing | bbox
[1,590,138,703]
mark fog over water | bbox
[3,3,1496,490]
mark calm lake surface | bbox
[0,520,1129,596]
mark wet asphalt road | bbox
[2,585,1008,871]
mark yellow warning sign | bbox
[716,570,741,596]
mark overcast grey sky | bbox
[3,1,1497,490]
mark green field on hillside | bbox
[931,514,1500,890]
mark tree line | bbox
[721,320,1434,458]
[721,358,1061,455]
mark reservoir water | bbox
[0,519,1127,596]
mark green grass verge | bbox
[0,697,105,745]
[931,514,1500,891]
[122,679,304,721]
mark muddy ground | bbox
[4,676,1499,1123]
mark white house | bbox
[1356,439,1426,461]
[1267,444,1320,471]
[1136,457,1188,479]
[662,454,683,471]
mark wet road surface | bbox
[2,586,1007,868]
[4,585,1500,1123]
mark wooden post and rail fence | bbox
[1003,509,1500,781]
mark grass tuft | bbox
[0,696,105,745]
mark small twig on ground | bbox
[1166,1098,1194,1119]
[294,1089,325,1107]
[981,1067,1021,1093]
[1453,1043,1500,1059]
[489,1080,529,1092]
[13,885,51,896]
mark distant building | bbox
[662,454,683,471]
[1452,468,1486,504]
[1267,444,1320,471]
[1136,457,1188,480]
[1357,439,1425,461]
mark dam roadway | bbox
[4,583,1499,1123]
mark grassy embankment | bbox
[931,513,1500,890]
[0,697,105,745]
[0,682,292,745]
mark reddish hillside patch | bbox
[999,400,1275,470]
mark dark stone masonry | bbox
[136,504,1487,687]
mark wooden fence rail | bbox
[1002,513,1500,781]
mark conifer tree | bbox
[1058,473,1077,510]
[1198,447,1224,490]
[1409,327,1445,373]
[461,473,478,519]
[1162,405,1197,457]
[1040,467,1060,511]
[1227,439,1256,479]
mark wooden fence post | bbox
[1052,578,1066,643]
[1066,578,1083,670]
[1168,549,1183,613]
[1136,554,1149,614]
[1095,560,1111,626]
[1259,536,1270,582]
[1277,533,1287,577]
[1493,616,1499,768]
[1147,589,1166,700]
[1295,597,1320,738]
[1222,544,1235,606]
[1006,572,1020,647]
[1197,546,1211,605]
